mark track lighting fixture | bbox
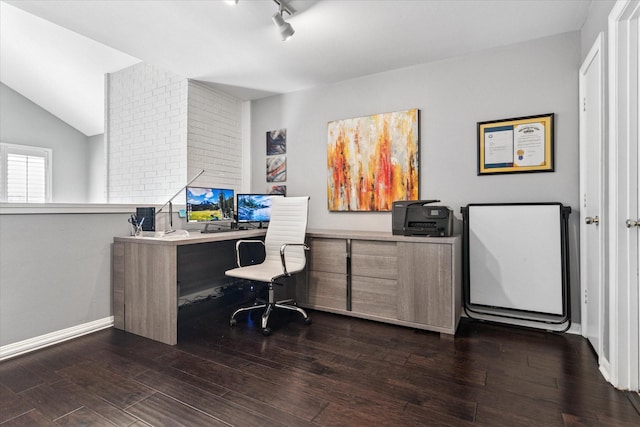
[272,0,294,41]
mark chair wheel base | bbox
[228,297,311,335]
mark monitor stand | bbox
[201,223,228,234]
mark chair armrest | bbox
[279,243,310,275]
[235,239,265,267]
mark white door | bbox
[608,0,639,391]
[579,34,605,356]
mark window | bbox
[0,143,52,203]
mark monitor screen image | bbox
[186,187,235,223]
[236,194,283,223]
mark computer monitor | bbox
[186,187,235,231]
[236,194,284,226]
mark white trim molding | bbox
[0,203,147,215]
[608,0,640,391]
[0,317,114,361]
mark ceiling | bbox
[1,0,592,137]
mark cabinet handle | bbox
[626,219,639,228]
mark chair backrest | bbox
[264,196,310,273]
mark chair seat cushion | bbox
[225,260,292,282]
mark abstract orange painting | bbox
[327,108,419,211]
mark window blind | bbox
[6,153,47,202]
[0,143,52,203]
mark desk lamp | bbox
[156,169,205,234]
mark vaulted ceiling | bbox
[0,0,592,137]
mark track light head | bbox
[272,11,294,41]
[272,0,294,41]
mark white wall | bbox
[187,81,243,190]
[581,0,617,61]
[106,62,189,204]
[106,64,245,205]
[0,83,89,203]
[0,207,132,349]
[251,32,582,321]
[87,133,106,203]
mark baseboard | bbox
[627,391,640,415]
[0,316,114,361]
[599,358,611,382]
[566,322,581,335]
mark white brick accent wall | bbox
[107,62,188,203]
[106,63,243,204]
[187,81,242,191]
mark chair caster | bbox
[230,318,237,327]
[262,328,272,336]
[304,317,312,326]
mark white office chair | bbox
[225,196,311,335]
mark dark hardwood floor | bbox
[1,301,639,426]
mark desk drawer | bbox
[351,240,397,280]
[307,271,347,310]
[308,237,348,274]
[351,275,397,319]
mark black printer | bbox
[392,200,453,237]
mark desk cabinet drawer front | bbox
[351,240,398,279]
[308,238,348,274]
[308,271,347,310]
[351,276,398,319]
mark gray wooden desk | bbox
[112,229,266,345]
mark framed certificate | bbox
[477,113,554,175]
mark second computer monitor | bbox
[236,194,284,225]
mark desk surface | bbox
[114,228,459,246]
[307,229,459,244]
[114,228,267,246]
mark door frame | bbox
[579,32,606,362]
[608,0,639,391]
